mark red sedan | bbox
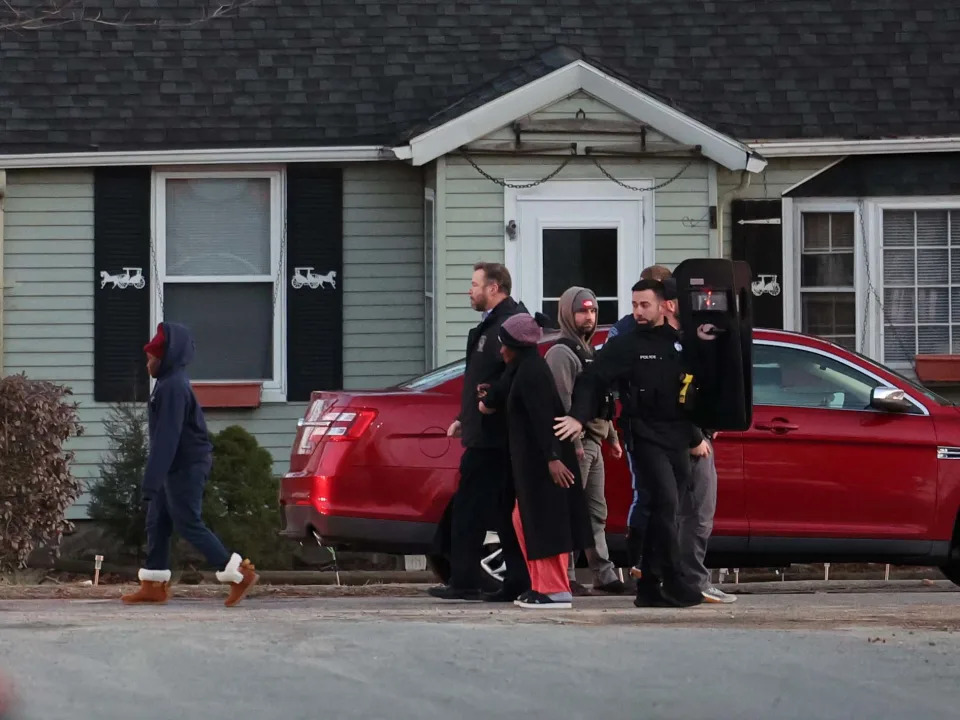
[280,327,960,589]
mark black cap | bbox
[662,277,678,301]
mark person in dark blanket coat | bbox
[121,322,258,608]
[479,313,594,610]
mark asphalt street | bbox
[1,590,958,720]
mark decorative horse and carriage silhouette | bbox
[98,267,337,291]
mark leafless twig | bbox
[0,0,261,32]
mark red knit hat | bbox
[143,324,165,358]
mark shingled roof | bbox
[1,0,959,154]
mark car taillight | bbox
[295,409,377,456]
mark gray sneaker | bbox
[702,586,737,604]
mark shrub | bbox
[203,425,293,570]
[87,402,150,562]
[0,373,84,572]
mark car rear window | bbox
[398,358,466,391]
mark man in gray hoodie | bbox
[544,286,627,595]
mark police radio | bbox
[673,258,753,431]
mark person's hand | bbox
[610,440,623,459]
[446,420,462,438]
[476,383,490,400]
[554,416,583,441]
[697,324,721,341]
[478,401,495,415]
[690,439,712,458]
[548,459,575,488]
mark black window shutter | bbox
[93,166,152,403]
[286,164,344,401]
[731,199,783,330]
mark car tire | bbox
[939,560,960,587]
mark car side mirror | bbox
[870,386,913,413]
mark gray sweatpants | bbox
[568,436,620,587]
[678,439,717,591]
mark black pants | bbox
[630,441,696,593]
[449,447,530,593]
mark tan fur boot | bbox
[121,569,171,604]
[216,553,259,607]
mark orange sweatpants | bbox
[511,501,571,595]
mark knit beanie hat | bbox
[500,313,542,348]
[571,288,597,313]
[662,277,678,301]
[143,323,166,358]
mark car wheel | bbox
[939,560,960,587]
[425,532,505,594]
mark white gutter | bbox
[0,145,393,169]
[747,136,960,158]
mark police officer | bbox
[554,278,711,607]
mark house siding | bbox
[717,157,841,257]
[2,164,424,519]
[479,91,674,146]
[439,154,709,361]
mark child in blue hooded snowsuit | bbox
[122,321,258,607]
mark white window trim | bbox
[503,178,655,316]
[150,168,287,402]
[424,188,438,370]
[786,195,960,366]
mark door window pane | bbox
[752,344,880,410]
[541,228,618,298]
[165,178,271,277]
[164,283,273,380]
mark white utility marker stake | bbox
[824,563,830,581]
[885,564,891,581]
[94,555,104,586]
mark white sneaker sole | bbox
[516,601,573,610]
[702,592,737,604]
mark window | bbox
[799,212,856,350]
[753,343,881,411]
[881,209,960,366]
[424,189,437,370]
[153,170,284,392]
[541,228,620,325]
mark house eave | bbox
[0,145,394,170]
[393,59,766,173]
[747,136,960,158]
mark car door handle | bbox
[754,418,799,434]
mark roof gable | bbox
[395,60,767,172]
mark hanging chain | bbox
[858,198,916,371]
[590,156,694,192]
[273,216,287,311]
[150,232,164,315]
[458,149,575,188]
[460,149,693,193]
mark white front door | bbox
[508,182,651,326]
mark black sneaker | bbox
[427,584,482,601]
[633,578,669,608]
[593,579,628,595]
[569,580,592,597]
[515,590,572,610]
[482,587,526,603]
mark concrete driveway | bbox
[1,586,958,720]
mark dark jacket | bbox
[504,347,594,561]
[606,313,637,341]
[458,297,526,449]
[570,321,703,451]
[142,322,213,498]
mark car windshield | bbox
[397,358,466,391]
